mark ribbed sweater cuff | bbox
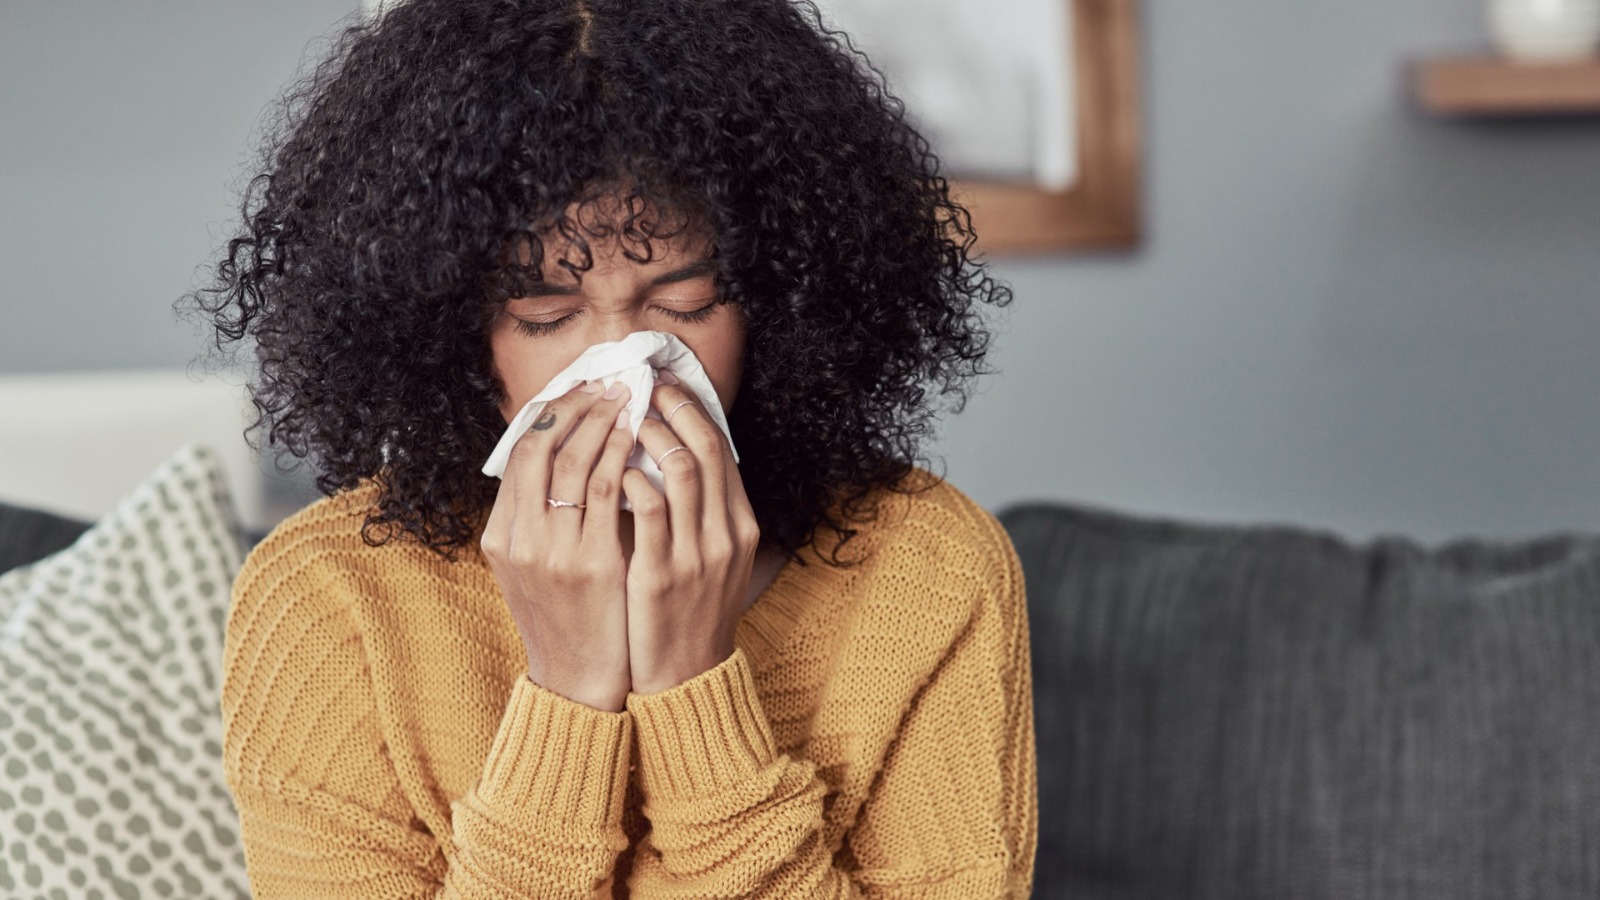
[625,648,778,800]
[475,675,634,829]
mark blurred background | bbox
[3,0,1599,542]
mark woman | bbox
[193,0,1035,895]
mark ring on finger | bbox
[547,497,587,510]
[664,399,695,424]
[654,445,690,467]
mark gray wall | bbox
[0,0,353,372]
[938,2,1600,542]
[4,1,1598,541]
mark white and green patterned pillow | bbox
[0,444,251,898]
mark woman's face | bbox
[488,223,747,424]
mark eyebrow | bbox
[517,260,715,298]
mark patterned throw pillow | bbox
[0,444,250,898]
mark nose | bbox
[592,306,649,345]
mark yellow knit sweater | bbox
[220,469,1036,898]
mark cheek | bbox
[488,326,568,424]
[678,317,746,415]
[707,352,744,415]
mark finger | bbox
[504,381,606,527]
[480,458,519,564]
[622,468,669,563]
[636,415,702,546]
[547,382,632,532]
[579,404,635,548]
[723,448,760,552]
[650,383,729,529]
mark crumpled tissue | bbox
[481,331,737,509]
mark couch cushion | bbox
[0,444,249,898]
[0,502,90,576]
[1001,502,1600,900]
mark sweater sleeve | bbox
[220,543,635,899]
[622,522,1038,898]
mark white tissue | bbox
[481,331,738,508]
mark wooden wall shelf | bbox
[1411,56,1600,116]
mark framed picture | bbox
[812,0,1143,254]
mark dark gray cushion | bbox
[1000,502,1600,900]
[0,501,91,575]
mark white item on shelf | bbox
[1489,0,1600,60]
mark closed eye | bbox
[512,311,580,337]
[657,303,719,325]
[510,301,720,338]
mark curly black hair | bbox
[184,0,1011,564]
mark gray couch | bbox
[5,499,1597,898]
[1001,502,1600,899]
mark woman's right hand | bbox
[479,380,636,712]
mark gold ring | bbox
[664,400,695,424]
[654,445,690,467]
[546,497,587,510]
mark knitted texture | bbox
[220,469,1036,898]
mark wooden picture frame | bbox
[952,0,1142,254]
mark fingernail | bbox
[615,409,629,429]
[579,380,603,393]
[603,381,627,400]
[659,370,680,385]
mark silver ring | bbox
[546,497,587,510]
[654,445,690,467]
[664,400,695,424]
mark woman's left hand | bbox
[621,380,762,695]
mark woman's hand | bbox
[621,379,762,695]
[480,380,637,712]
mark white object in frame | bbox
[812,0,1078,190]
